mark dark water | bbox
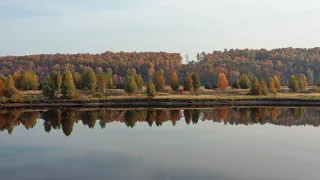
[1,107,320,180]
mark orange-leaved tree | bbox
[218,73,228,90]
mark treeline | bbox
[1,108,320,136]
[0,52,182,82]
[189,47,320,86]
[0,68,314,102]
[2,48,320,92]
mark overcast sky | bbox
[1,0,320,61]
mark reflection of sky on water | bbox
[1,116,320,180]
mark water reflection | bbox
[1,107,320,136]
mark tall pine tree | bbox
[170,70,180,91]
[183,73,193,91]
[218,73,229,90]
[260,78,269,95]
[61,70,76,99]
[192,72,201,91]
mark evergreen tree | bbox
[218,72,229,90]
[306,69,314,85]
[42,75,56,99]
[239,74,251,89]
[82,69,97,91]
[232,81,240,89]
[0,79,5,96]
[18,70,38,90]
[61,70,76,99]
[272,75,281,90]
[97,74,107,92]
[250,78,262,95]
[124,75,138,94]
[145,81,156,99]
[288,75,299,92]
[106,73,114,89]
[260,78,269,95]
[192,72,201,91]
[170,70,180,91]
[53,71,62,94]
[97,73,114,92]
[183,72,193,91]
[297,74,308,92]
[5,75,23,102]
[268,77,277,95]
[72,72,82,89]
[154,71,166,92]
[135,74,144,90]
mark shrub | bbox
[10,94,23,102]
[73,91,84,100]
[170,70,180,91]
[145,81,156,99]
[124,75,138,94]
[91,91,104,98]
[183,73,193,91]
[232,81,240,89]
[192,72,201,91]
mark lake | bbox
[1,107,320,180]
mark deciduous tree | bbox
[249,78,262,95]
[42,75,56,99]
[154,71,166,92]
[61,70,76,99]
[192,72,201,91]
[82,69,97,91]
[145,81,156,99]
[272,75,281,90]
[124,75,138,94]
[239,74,251,89]
[260,78,268,95]
[170,70,179,91]
[218,73,228,90]
[183,73,193,91]
[288,75,299,92]
[268,77,277,95]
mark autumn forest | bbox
[0,47,320,102]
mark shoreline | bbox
[1,98,320,108]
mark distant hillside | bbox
[187,47,320,86]
[1,47,320,86]
[0,52,182,81]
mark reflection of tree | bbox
[155,110,166,127]
[124,110,137,128]
[81,111,99,129]
[251,108,262,123]
[20,112,40,129]
[42,109,62,133]
[170,110,181,126]
[146,109,156,127]
[61,110,76,136]
[268,108,280,122]
[290,108,306,120]
[192,110,200,124]
[238,108,251,125]
[3,107,320,136]
[99,120,107,129]
[184,110,192,125]
[219,108,228,121]
[260,108,268,125]
[2,109,24,135]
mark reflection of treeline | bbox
[1,108,320,136]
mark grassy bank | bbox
[0,86,314,108]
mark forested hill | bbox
[188,47,320,86]
[1,47,320,86]
[0,52,182,82]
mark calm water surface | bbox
[1,107,320,180]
